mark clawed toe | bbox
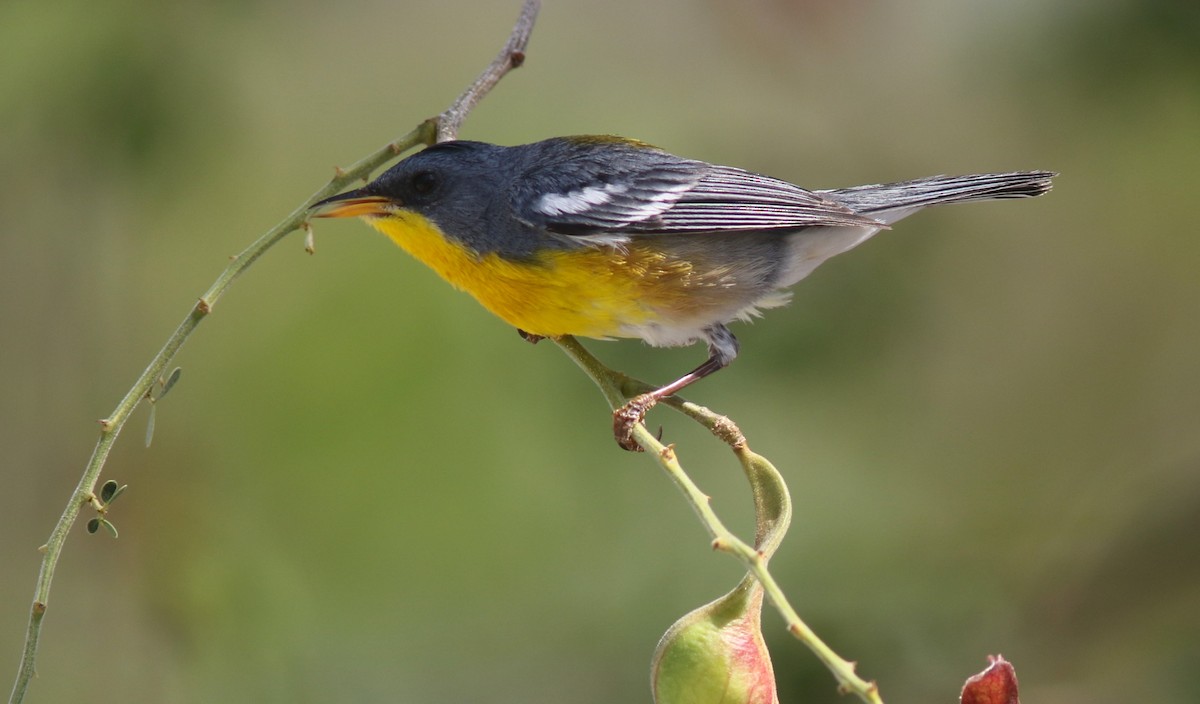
[613,395,657,452]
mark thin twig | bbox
[7,4,539,702]
[553,336,884,704]
[437,0,540,142]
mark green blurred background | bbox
[2,1,1197,702]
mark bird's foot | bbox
[613,394,658,452]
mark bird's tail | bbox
[820,171,1055,220]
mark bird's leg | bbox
[613,324,739,451]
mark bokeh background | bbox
[2,1,1197,702]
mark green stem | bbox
[552,335,883,704]
[9,1,543,696]
[6,123,440,704]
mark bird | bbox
[310,136,1053,450]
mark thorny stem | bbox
[6,3,539,703]
[553,335,885,704]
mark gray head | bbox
[311,140,545,256]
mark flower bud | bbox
[651,581,778,704]
[960,654,1019,704]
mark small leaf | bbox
[159,367,182,399]
[145,404,157,448]
[100,519,119,539]
[109,484,128,503]
[101,480,119,503]
[86,518,101,534]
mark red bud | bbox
[960,655,1019,704]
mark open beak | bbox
[309,190,396,219]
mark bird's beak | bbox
[309,190,395,219]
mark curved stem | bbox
[8,126,430,704]
[7,3,541,701]
[553,335,884,704]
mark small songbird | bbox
[311,136,1053,450]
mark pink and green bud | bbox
[651,581,778,704]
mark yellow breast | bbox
[368,211,693,338]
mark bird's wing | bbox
[511,144,707,236]
[661,165,884,232]
[511,144,882,243]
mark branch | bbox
[437,0,539,142]
[553,336,884,704]
[6,4,539,702]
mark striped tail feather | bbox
[819,171,1055,216]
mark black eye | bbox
[410,170,439,195]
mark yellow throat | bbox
[366,211,705,339]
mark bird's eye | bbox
[411,171,439,195]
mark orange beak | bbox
[309,190,395,219]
